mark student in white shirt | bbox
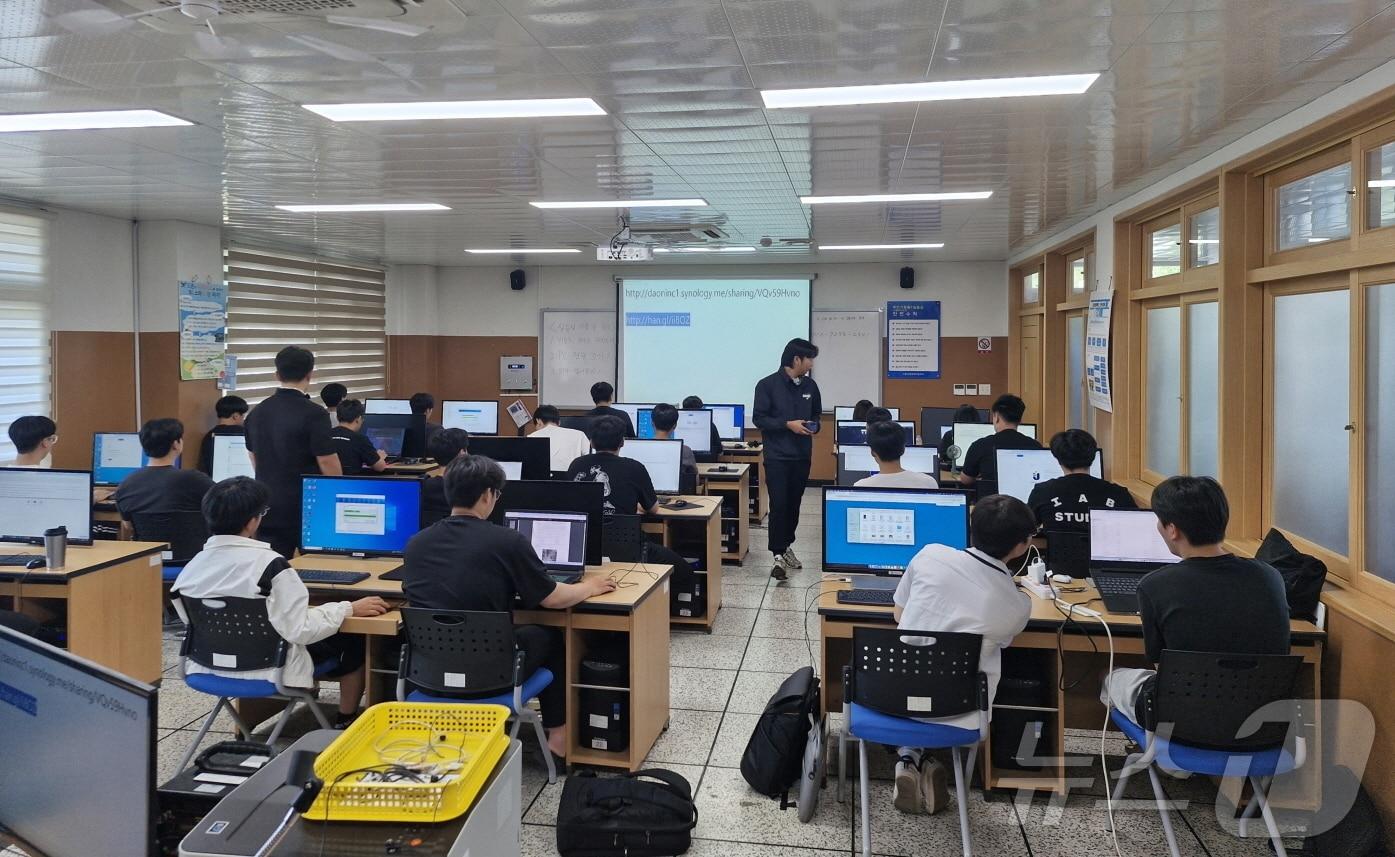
[890,494,1035,815]
[7,415,57,468]
[172,476,389,728]
[855,418,939,489]
[530,404,591,472]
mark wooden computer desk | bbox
[382,461,440,477]
[719,442,767,523]
[0,541,166,683]
[696,462,750,563]
[286,555,675,772]
[647,495,722,632]
[816,575,1327,797]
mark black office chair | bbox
[1044,528,1089,579]
[601,513,649,564]
[396,608,557,782]
[132,510,210,626]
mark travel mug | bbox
[43,526,66,569]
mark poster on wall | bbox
[1085,288,1114,413]
[886,300,941,379]
[179,278,228,381]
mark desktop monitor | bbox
[947,422,1039,469]
[467,436,551,480]
[837,445,938,486]
[0,467,93,544]
[503,510,588,573]
[619,438,682,494]
[365,399,413,415]
[0,626,157,857]
[91,432,180,486]
[612,403,657,431]
[299,475,422,557]
[491,479,604,566]
[835,420,916,447]
[442,400,500,435]
[499,460,523,480]
[636,409,713,454]
[364,425,406,457]
[920,406,989,444]
[361,413,426,458]
[705,403,746,439]
[834,406,900,421]
[822,486,970,573]
[1089,508,1179,570]
[210,433,255,482]
[995,449,1104,503]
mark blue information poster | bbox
[886,300,941,379]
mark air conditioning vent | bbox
[155,0,362,12]
[628,223,730,243]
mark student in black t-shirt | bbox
[320,383,347,427]
[959,394,1042,499]
[197,395,248,476]
[114,417,215,539]
[1028,429,1135,532]
[584,382,636,438]
[402,455,616,757]
[1101,476,1290,725]
[938,403,980,469]
[650,403,698,494]
[330,400,387,475]
[420,427,469,527]
[410,392,443,447]
[682,395,725,463]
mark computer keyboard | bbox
[835,589,896,607]
[295,569,370,585]
[0,554,40,567]
[1093,575,1141,597]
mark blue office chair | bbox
[1108,650,1305,857]
[837,628,988,857]
[174,596,334,773]
[131,511,209,625]
[395,608,557,783]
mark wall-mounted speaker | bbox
[899,266,915,289]
[509,269,526,291]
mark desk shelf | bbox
[719,448,767,524]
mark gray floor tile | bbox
[670,631,750,669]
[741,636,819,674]
[646,709,723,766]
[1182,801,1295,857]
[689,840,850,856]
[520,823,556,857]
[157,679,220,731]
[728,669,795,714]
[708,712,760,768]
[1018,791,1209,856]
[693,767,852,850]
[851,773,1029,857]
[762,583,827,611]
[722,586,771,609]
[752,608,820,640]
[709,605,759,636]
[671,666,739,712]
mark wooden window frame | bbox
[1184,196,1222,271]
[1020,265,1043,308]
[1264,145,1355,264]
[1066,248,1091,299]
[1136,290,1219,487]
[1143,211,1184,285]
[1356,119,1395,246]
[1064,309,1088,431]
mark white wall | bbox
[48,207,136,331]
[136,220,223,332]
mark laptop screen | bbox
[1089,509,1178,566]
[822,486,969,573]
[363,426,405,457]
[300,475,422,556]
[210,434,255,482]
[503,510,588,571]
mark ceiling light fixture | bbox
[653,246,757,253]
[465,248,581,254]
[275,203,450,212]
[531,198,707,209]
[1368,179,1395,187]
[762,73,1100,109]
[304,98,605,122]
[801,191,992,204]
[818,243,944,250]
[0,109,192,133]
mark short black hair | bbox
[590,415,625,452]
[409,392,435,415]
[215,396,248,419]
[851,400,874,421]
[590,381,614,404]
[428,427,470,467]
[651,403,679,432]
[534,405,561,424]
[138,417,184,458]
[1049,429,1099,470]
[780,338,819,367]
[320,383,347,409]
[953,404,980,425]
[443,454,504,509]
[274,346,315,382]
[867,419,906,462]
[1151,476,1229,546]
[969,495,1038,560]
[202,476,268,536]
[865,407,893,425]
[991,394,1026,425]
[8,415,56,454]
[336,399,366,425]
[681,396,704,410]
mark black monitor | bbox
[490,479,605,566]
[466,436,552,480]
[835,420,915,447]
[920,406,989,443]
[361,413,426,458]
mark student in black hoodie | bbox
[752,338,821,581]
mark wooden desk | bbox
[817,575,1326,796]
[719,443,767,523]
[294,558,674,773]
[696,462,750,563]
[382,461,440,476]
[0,541,165,682]
[647,495,722,631]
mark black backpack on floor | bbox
[556,769,698,857]
[740,666,821,806]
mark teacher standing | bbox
[753,338,821,581]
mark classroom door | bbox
[1019,315,1043,424]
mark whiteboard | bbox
[540,309,616,408]
[810,309,882,413]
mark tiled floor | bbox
[137,492,1285,857]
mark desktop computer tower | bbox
[578,654,630,754]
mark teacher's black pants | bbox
[764,457,811,556]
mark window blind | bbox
[224,246,386,405]
[0,211,50,462]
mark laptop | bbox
[504,510,589,583]
[1087,509,1179,614]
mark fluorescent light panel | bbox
[1368,179,1395,187]
[304,98,605,122]
[653,246,757,253]
[531,198,707,209]
[0,109,191,133]
[762,73,1100,109]
[465,248,580,254]
[802,191,991,204]
[276,203,449,212]
[819,243,944,250]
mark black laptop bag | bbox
[556,768,698,857]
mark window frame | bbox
[1136,290,1218,486]
[1019,264,1043,308]
[1185,199,1222,270]
[1352,264,1395,603]
[1143,211,1184,285]
[1264,145,1355,264]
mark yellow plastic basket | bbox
[304,702,510,823]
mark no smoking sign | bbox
[976,337,992,353]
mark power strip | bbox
[1021,579,1055,599]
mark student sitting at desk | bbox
[530,404,590,473]
[891,494,1035,815]
[1100,476,1290,727]
[420,427,469,528]
[864,405,894,425]
[851,399,874,421]
[402,455,617,757]
[855,419,938,489]
[196,395,247,476]
[584,381,636,438]
[682,396,725,461]
[937,404,979,471]
[330,399,388,475]
[649,403,698,493]
[411,392,443,446]
[7,415,57,468]
[114,418,215,540]
[959,394,1041,499]
[172,477,391,728]
[320,383,347,427]
[1028,429,1135,532]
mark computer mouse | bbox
[1051,573,1072,584]
[24,558,46,570]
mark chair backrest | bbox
[849,627,986,719]
[602,514,647,564]
[131,510,210,564]
[179,596,286,673]
[399,608,516,696]
[1045,528,1090,579]
[1149,650,1304,752]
